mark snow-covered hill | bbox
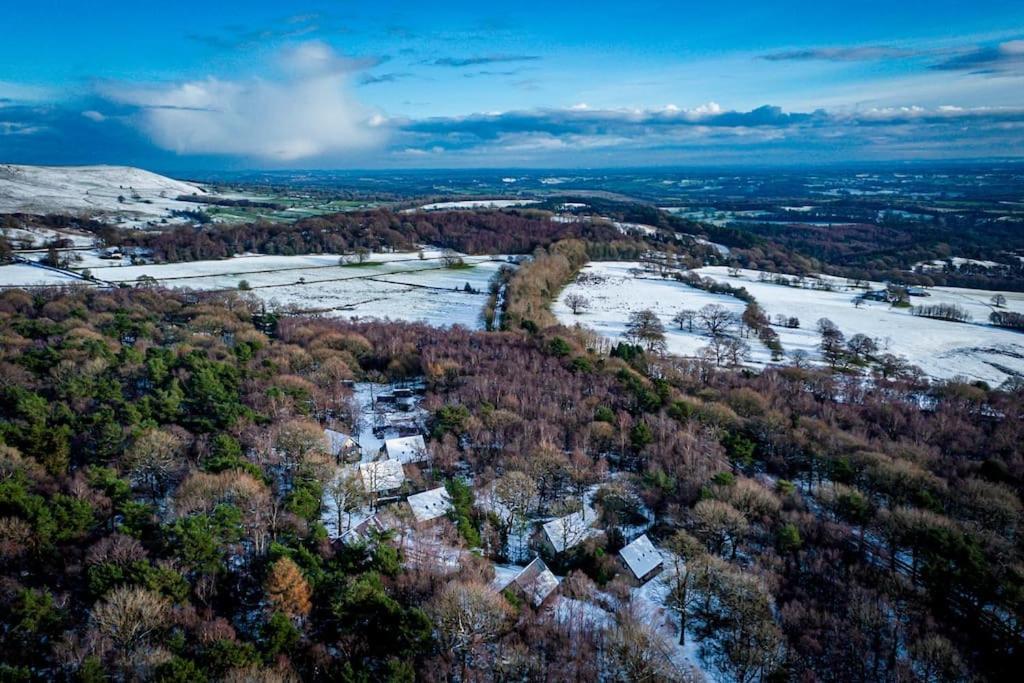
[0,164,208,227]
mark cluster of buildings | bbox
[323,394,666,612]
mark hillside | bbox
[0,164,207,226]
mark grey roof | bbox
[542,511,595,553]
[513,558,559,606]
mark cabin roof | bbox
[384,434,427,464]
[542,511,595,553]
[619,534,662,581]
[357,459,406,492]
[407,486,453,523]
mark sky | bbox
[1,0,1023,170]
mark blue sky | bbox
[1,1,1023,169]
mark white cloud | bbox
[81,110,106,122]
[102,41,386,161]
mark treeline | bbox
[912,303,973,323]
[990,310,1024,330]
[110,210,624,263]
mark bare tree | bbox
[698,304,735,338]
[673,308,698,332]
[564,293,591,315]
[662,530,707,645]
[430,582,511,678]
[441,248,464,268]
[624,309,667,352]
[123,428,186,502]
[692,499,748,558]
[90,586,169,662]
[991,293,1007,308]
[325,469,365,535]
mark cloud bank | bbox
[100,42,386,161]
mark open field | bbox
[0,262,93,287]
[555,261,1024,385]
[85,250,509,328]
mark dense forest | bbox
[0,262,1020,681]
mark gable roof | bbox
[619,534,662,581]
[407,486,453,523]
[512,557,559,606]
[357,459,406,493]
[542,511,595,553]
[338,514,387,545]
[324,429,358,457]
[384,435,428,464]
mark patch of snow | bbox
[407,199,539,211]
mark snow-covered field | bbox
[0,225,97,248]
[0,262,94,288]
[408,199,539,211]
[0,164,209,227]
[555,261,1024,385]
[86,250,508,328]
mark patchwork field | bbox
[86,250,509,328]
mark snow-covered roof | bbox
[338,514,387,545]
[407,486,453,524]
[324,428,358,457]
[513,558,560,607]
[542,511,595,553]
[357,459,406,493]
[619,534,662,581]
[384,434,427,464]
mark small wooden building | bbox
[619,534,663,584]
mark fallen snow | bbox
[408,199,539,211]
[0,164,208,226]
[555,261,1024,385]
[86,251,509,329]
[0,262,94,288]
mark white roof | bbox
[357,459,406,493]
[407,486,453,523]
[513,558,560,606]
[542,511,595,553]
[384,435,427,464]
[619,534,662,580]
[324,429,357,457]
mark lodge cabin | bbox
[507,557,560,607]
[406,486,453,527]
[618,533,663,584]
[324,428,361,463]
[382,434,428,465]
[357,459,406,495]
[540,510,597,557]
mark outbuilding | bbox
[619,534,663,583]
[406,486,453,525]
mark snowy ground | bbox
[555,261,1024,385]
[0,262,94,288]
[407,199,539,211]
[0,164,211,227]
[84,250,509,329]
[1,225,97,248]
